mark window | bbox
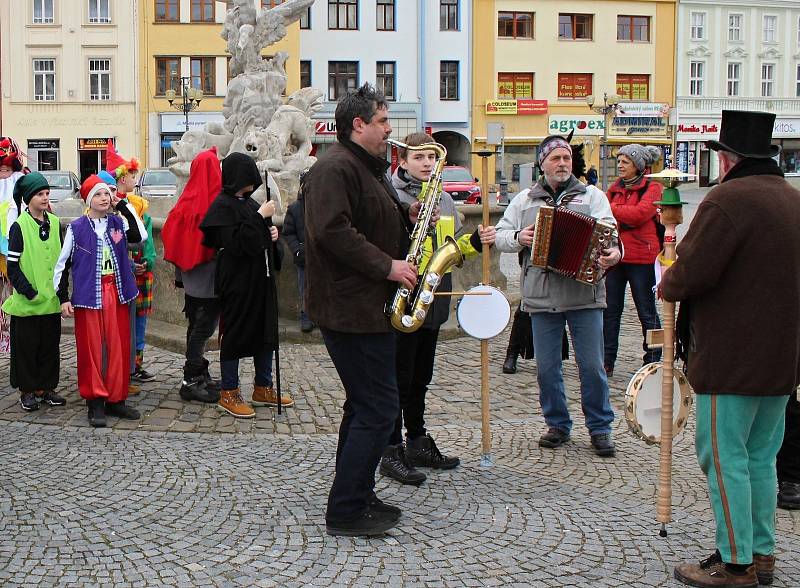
[498,12,533,39]
[616,74,649,100]
[689,61,704,96]
[191,57,215,94]
[728,14,742,42]
[156,57,181,95]
[33,59,55,101]
[155,0,179,22]
[88,0,110,23]
[761,63,775,97]
[376,61,395,100]
[191,0,214,22]
[497,73,533,99]
[376,0,394,31]
[559,14,593,40]
[763,15,777,43]
[329,0,357,30]
[300,61,311,88]
[328,61,357,100]
[441,0,458,31]
[440,61,459,100]
[89,58,111,100]
[300,7,310,28]
[617,16,649,42]
[557,73,592,99]
[33,0,54,23]
[690,12,705,40]
[727,62,741,96]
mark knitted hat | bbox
[98,170,118,188]
[80,175,111,209]
[13,172,50,212]
[538,135,572,166]
[105,141,140,180]
[617,144,662,172]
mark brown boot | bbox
[753,554,775,586]
[252,384,294,407]
[675,552,758,588]
[128,382,140,396]
[218,388,255,418]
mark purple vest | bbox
[70,215,139,309]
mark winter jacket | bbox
[283,197,305,268]
[606,176,662,264]
[495,176,617,313]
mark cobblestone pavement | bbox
[1,270,799,586]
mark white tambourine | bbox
[456,285,511,340]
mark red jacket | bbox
[606,176,662,264]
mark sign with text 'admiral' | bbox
[548,115,604,135]
[315,121,337,135]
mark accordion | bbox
[531,205,615,285]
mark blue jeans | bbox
[220,346,273,390]
[603,263,662,370]
[135,314,147,352]
[297,266,308,322]
[531,309,615,435]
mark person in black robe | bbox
[199,152,293,417]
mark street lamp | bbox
[165,76,204,132]
[586,92,621,190]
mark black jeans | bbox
[778,393,800,483]
[183,295,221,379]
[603,262,662,369]
[321,328,399,522]
[390,327,439,445]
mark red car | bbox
[442,166,482,204]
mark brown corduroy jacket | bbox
[304,140,411,333]
[661,172,800,396]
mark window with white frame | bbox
[33,0,54,23]
[689,61,704,96]
[690,12,705,40]
[727,62,741,96]
[89,59,111,100]
[763,15,777,43]
[728,14,742,42]
[88,0,111,23]
[33,59,56,101]
[761,63,775,96]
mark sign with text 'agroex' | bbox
[548,115,605,136]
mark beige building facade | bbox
[0,0,138,180]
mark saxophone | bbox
[387,139,464,333]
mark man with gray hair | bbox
[495,134,622,457]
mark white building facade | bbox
[300,0,472,166]
[676,0,800,183]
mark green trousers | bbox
[695,394,789,565]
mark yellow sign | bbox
[485,100,518,115]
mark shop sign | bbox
[616,102,670,117]
[610,115,668,136]
[315,121,337,135]
[774,119,799,137]
[486,99,548,115]
[78,138,111,150]
[677,123,719,135]
[548,115,604,135]
[160,112,224,133]
[28,139,59,149]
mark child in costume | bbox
[3,172,67,411]
[127,193,156,381]
[54,175,146,427]
[379,132,496,485]
[199,152,293,418]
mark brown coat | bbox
[661,172,800,396]
[304,140,411,333]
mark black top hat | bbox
[706,110,780,158]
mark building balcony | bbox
[678,96,800,115]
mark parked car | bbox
[136,168,177,198]
[442,166,482,204]
[40,170,80,203]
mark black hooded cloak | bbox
[199,153,282,360]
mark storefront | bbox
[159,113,225,166]
[77,137,112,181]
[311,116,420,170]
[27,139,60,171]
[606,102,670,180]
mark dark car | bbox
[442,166,482,204]
[40,170,80,203]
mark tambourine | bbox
[456,285,510,340]
[624,362,692,445]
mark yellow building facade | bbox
[472,0,676,192]
[139,0,301,168]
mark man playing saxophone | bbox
[304,84,433,537]
[380,132,496,486]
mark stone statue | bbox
[168,0,317,215]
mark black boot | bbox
[778,480,800,510]
[105,401,141,420]
[180,375,220,403]
[379,444,426,486]
[502,352,518,374]
[406,434,460,469]
[87,399,106,428]
[201,358,220,394]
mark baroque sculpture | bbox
[168,0,320,214]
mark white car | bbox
[136,168,177,198]
[40,170,80,203]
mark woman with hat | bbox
[602,144,664,377]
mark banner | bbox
[486,99,548,115]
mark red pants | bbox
[74,275,130,402]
